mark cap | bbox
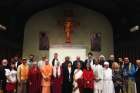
[104,61,109,65]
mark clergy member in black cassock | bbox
[62,57,74,93]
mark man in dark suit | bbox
[107,54,115,68]
[84,52,95,68]
[13,55,21,68]
[62,56,72,70]
[73,56,84,70]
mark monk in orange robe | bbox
[41,58,52,93]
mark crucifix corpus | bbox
[60,9,80,43]
[64,17,73,43]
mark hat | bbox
[104,61,109,65]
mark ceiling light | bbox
[129,25,139,32]
[0,24,7,31]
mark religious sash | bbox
[68,67,72,82]
[56,67,58,78]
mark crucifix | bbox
[58,9,80,43]
[64,17,73,43]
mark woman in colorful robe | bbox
[73,62,83,93]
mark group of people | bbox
[0,52,140,93]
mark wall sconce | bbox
[0,24,7,31]
[129,25,139,32]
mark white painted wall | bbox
[49,46,86,64]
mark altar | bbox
[49,44,86,64]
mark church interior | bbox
[0,1,140,93]
[0,0,140,61]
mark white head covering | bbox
[104,61,109,65]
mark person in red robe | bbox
[52,61,63,93]
[28,61,42,93]
[83,63,95,93]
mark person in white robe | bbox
[73,63,83,93]
[91,59,103,93]
[103,61,115,93]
